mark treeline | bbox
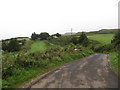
[31,32,61,40]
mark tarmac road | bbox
[30,54,118,88]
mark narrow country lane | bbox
[30,54,118,88]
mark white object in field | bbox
[74,48,78,51]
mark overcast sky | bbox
[0,0,119,40]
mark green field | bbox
[87,34,114,45]
[17,38,29,41]
[29,41,47,52]
[16,37,30,41]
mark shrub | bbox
[78,32,89,46]
[2,55,16,79]
[70,36,78,45]
[22,40,33,50]
[111,31,120,50]
[2,40,8,51]
[7,39,21,52]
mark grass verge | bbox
[109,52,120,76]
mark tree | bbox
[111,31,120,45]
[50,33,61,39]
[39,32,50,40]
[31,32,37,40]
[55,33,61,37]
[111,30,120,50]
[2,40,8,51]
[7,38,21,52]
[78,32,89,46]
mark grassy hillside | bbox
[87,34,114,45]
[16,37,30,41]
[29,41,47,52]
[76,29,119,36]
[87,29,118,35]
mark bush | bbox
[2,55,16,79]
[2,40,8,51]
[111,31,120,50]
[70,36,78,45]
[22,40,33,50]
[94,44,112,52]
[78,32,89,46]
[31,32,50,40]
[2,38,21,52]
[39,32,50,40]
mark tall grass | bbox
[109,52,120,76]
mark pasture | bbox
[29,41,47,52]
[16,37,30,41]
[87,34,114,45]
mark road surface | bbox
[30,54,118,88]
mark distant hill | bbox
[76,29,119,35]
[87,29,119,34]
